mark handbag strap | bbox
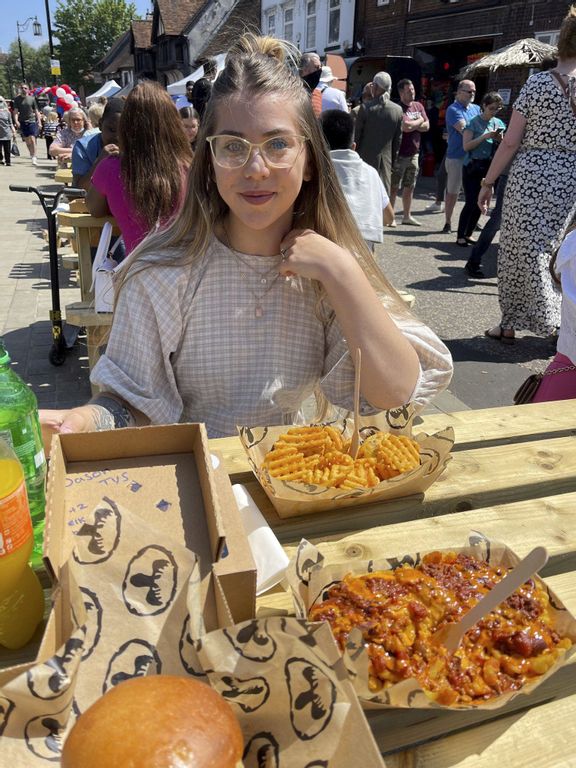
[551,70,576,118]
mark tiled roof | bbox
[156,0,204,36]
[196,0,261,63]
[132,19,153,49]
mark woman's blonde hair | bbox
[558,4,576,59]
[116,34,407,318]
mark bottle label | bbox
[0,481,33,557]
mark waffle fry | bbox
[358,433,420,479]
[261,426,420,489]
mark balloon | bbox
[64,93,74,105]
[50,85,59,95]
[62,84,72,94]
[56,87,65,98]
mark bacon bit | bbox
[408,601,428,620]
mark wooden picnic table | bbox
[212,399,576,767]
[54,167,73,185]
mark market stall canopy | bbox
[461,38,557,78]
[86,80,122,103]
[166,54,226,95]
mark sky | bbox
[0,0,153,55]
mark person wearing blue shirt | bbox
[71,98,124,189]
[457,92,506,267]
[443,80,481,233]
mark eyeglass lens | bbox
[210,135,303,168]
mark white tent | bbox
[86,80,122,103]
[166,54,226,95]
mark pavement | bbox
[1,152,557,419]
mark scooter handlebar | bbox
[65,188,86,199]
[9,185,34,193]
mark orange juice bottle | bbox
[0,437,44,649]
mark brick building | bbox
[353,0,569,155]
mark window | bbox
[328,0,340,45]
[376,0,390,5]
[306,0,316,50]
[267,11,276,36]
[283,6,294,42]
[534,30,560,45]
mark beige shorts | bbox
[445,157,464,195]
[391,154,419,190]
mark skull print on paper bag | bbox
[285,657,336,740]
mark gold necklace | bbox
[222,226,284,318]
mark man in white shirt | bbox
[320,109,394,250]
[318,67,348,113]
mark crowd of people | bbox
[4,6,576,440]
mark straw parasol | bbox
[461,38,557,78]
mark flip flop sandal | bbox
[485,327,515,345]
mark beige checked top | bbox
[91,236,453,438]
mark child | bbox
[42,110,59,159]
[531,227,576,402]
[320,108,394,251]
[41,34,452,442]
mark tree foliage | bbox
[54,0,137,90]
[1,41,51,96]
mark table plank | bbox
[385,693,576,768]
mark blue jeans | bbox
[468,175,508,267]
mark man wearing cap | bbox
[317,66,348,112]
[355,71,403,200]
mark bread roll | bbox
[61,675,244,767]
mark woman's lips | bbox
[240,191,275,205]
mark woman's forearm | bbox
[322,262,420,409]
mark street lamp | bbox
[16,16,43,83]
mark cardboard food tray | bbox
[238,412,454,518]
[286,533,576,710]
[44,424,256,629]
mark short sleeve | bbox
[513,75,536,119]
[445,104,459,129]
[72,140,90,176]
[91,269,185,424]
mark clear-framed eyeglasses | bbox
[207,134,307,169]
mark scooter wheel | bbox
[49,347,66,366]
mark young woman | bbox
[179,106,200,151]
[86,82,192,255]
[457,92,505,253]
[41,35,452,442]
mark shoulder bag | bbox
[513,362,576,405]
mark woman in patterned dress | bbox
[478,5,576,344]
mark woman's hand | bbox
[478,185,493,214]
[40,406,95,456]
[279,229,357,283]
